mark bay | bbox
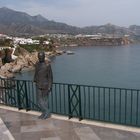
[15,44,140,89]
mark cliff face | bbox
[59,37,131,47]
[0,48,38,78]
[0,49,13,64]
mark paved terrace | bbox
[0,106,140,140]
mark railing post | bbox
[78,86,82,121]
[17,81,22,110]
[24,82,30,111]
[4,79,8,104]
[68,84,72,119]
[68,84,82,120]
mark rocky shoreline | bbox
[0,49,63,79]
[0,52,36,78]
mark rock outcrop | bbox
[0,46,56,78]
[0,52,53,78]
[0,49,38,78]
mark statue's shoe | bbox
[38,113,45,119]
[42,113,51,119]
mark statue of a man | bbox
[34,51,53,119]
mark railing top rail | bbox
[0,77,32,82]
[53,82,140,91]
[0,77,140,91]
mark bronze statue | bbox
[34,51,53,119]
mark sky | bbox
[0,0,140,27]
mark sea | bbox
[15,44,140,89]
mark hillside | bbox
[0,7,140,38]
[0,7,81,36]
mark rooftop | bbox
[0,106,140,140]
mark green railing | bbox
[0,78,39,111]
[0,78,140,127]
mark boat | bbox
[66,51,74,55]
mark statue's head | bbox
[38,51,45,63]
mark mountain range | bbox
[0,7,140,37]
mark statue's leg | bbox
[38,101,46,119]
[42,93,51,119]
[37,89,50,119]
[37,89,46,119]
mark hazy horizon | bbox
[0,0,140,27]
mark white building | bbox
[0,33,9,39]
[43,41,50,45]
[13,37,40,45]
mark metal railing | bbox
[0,78,38,111]
[0,78,140,127]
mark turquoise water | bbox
[16,44,140,89]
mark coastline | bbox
[0,49,63,79]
